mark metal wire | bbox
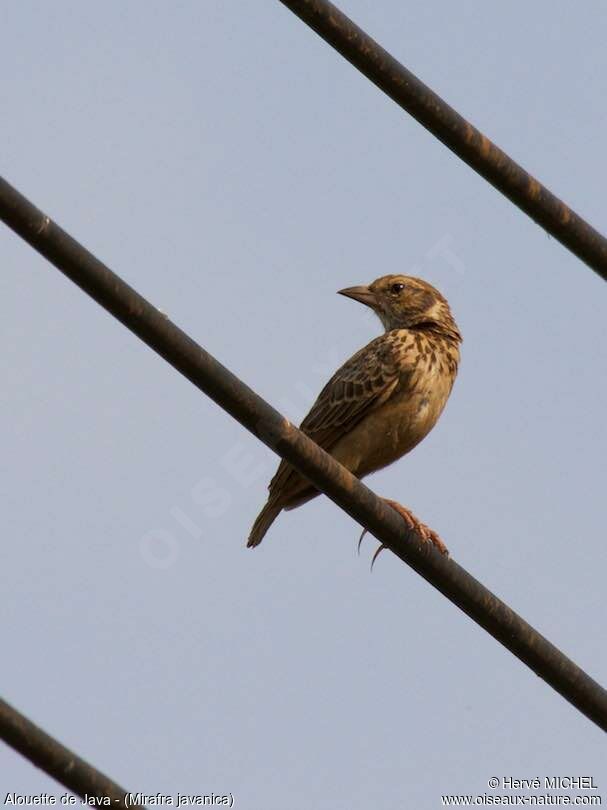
[1,175,606,735]
[0,697,142,806]
[278,0,607,283]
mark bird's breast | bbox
[332,356,455,479]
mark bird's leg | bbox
[365,498,449,568]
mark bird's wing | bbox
[267,332,408,502]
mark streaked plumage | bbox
[248,274,462,551]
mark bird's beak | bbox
[337,285,378,309]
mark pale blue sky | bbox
[2,2,606,807]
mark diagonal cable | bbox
[1,175,606,733]
[278,0,607,283]
[0,696,144,806]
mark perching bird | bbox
[248,274,461,555]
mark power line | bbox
[278,0,607,283]
[1,175,606,734]
[0,696,143,805]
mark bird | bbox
[247,274,462,556]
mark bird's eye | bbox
[390,282,405,295]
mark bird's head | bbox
[338,274,461,340]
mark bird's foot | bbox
[359,498,449,569]
[383,498,449,556]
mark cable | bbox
[1,175,606,733]
[278,0,607,283]
[0,697,143,805]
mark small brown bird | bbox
[248,274,462,555]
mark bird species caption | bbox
[3,796,234,808]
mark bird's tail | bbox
[247,500,282,548]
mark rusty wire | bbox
[278,0,607,283]
[2,176,606,746]
[0,697,142,806]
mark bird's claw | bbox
[382,498,449,557]
[358,527,386,570]
[360,498,449,568]
[370,543,386,570]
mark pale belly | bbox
[330,369,454,479]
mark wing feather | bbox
[267,332,412,504]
